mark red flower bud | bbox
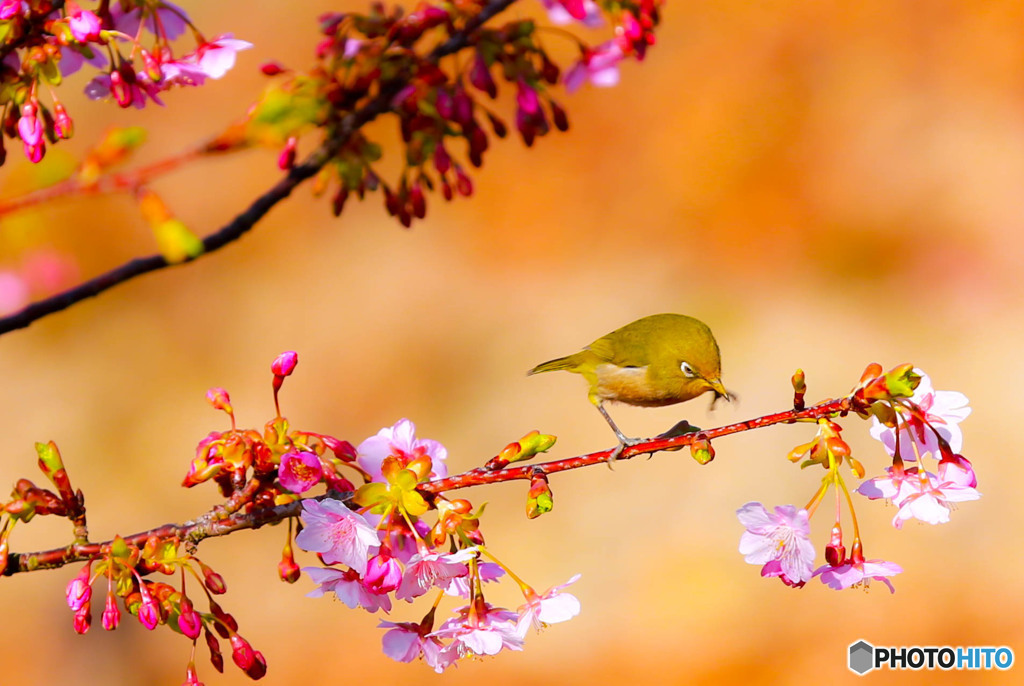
[73,603,92,634]
[178,596,203,639]
[230,634,256,671]
[204,628,224,673]
[260,61,287,75]
[137,583,161,630]
[271,351,298,377]
[102,593,120,630]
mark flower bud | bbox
[137,583,161,630]
[271,351,298,378]
[363,552,402,594]
[526,471,553,519]
[204,628,224,673]
[455,168,473,197]
[469,52,497,98]
[791,368,806,410]
[66,564,92,612]
[260,60,287,75]
[690,436,715,465]
[550,101,569,132]
[73,603,92,634]
[102,593,120,630]
[183,661,202,686]
[178,596,203,639]
[433,143,451,174]
[278,540,301,584]
[277,136,297,170]
[200,561,227,594]
[825,543,846,567]
[209,600,238,635]
[205,387,232,413]
[230,634,257,671]
[246,651,268,679]
[53,102,73,139]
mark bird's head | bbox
[661,317,729,402]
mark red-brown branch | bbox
[0,146,210,217]
[2,396,851,576]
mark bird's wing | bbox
[588,331,650,367]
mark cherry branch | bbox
[1,395,850,576]
[0,0,519,337]
[0,144,212,218]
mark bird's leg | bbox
[595,402,643,463]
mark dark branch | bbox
[0,0,518,337]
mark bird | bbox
[529,313,729,460]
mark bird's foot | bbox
[606,436,645,468]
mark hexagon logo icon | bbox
[849,640,875,675]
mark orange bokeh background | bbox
[1,2,1022,684]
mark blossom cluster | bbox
[63,534,267,682]
[187,351,577,674]
[296,418,580,672]
[0,1,250,164]
[247,0,664,227]
[737,365,978,592]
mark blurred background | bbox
[1,1,1021,684]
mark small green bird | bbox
[529,313,729,459]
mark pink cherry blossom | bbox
[111,1,189,40]
[516,574,582,635]
[737,502,816,584]
[443,561,505,597]
[396,548,475,601]
[188,34,253,80]
[59,45,108,77]
[430,603,524,658]
[386,518,432,565]
[814,557,902,592]
[538,0,603,27]
[379,621,455,672]
[68,8,102,42]
[294,499,379,574]
[857,463,980,528]
[357,418,448,482]
[303,566,392,613]
[869,370,971,461]
[0,0,25,20]
[278,450,323,494]
[84,72,165,109]
[564,41,624,93]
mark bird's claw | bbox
[606,436,644,469]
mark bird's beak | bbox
[708,378,730,401]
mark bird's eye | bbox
[680,362,697,378]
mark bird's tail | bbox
[528,355,577,375]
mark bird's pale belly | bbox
[593,363,682,407]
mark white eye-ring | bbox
[680,361,697,378]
